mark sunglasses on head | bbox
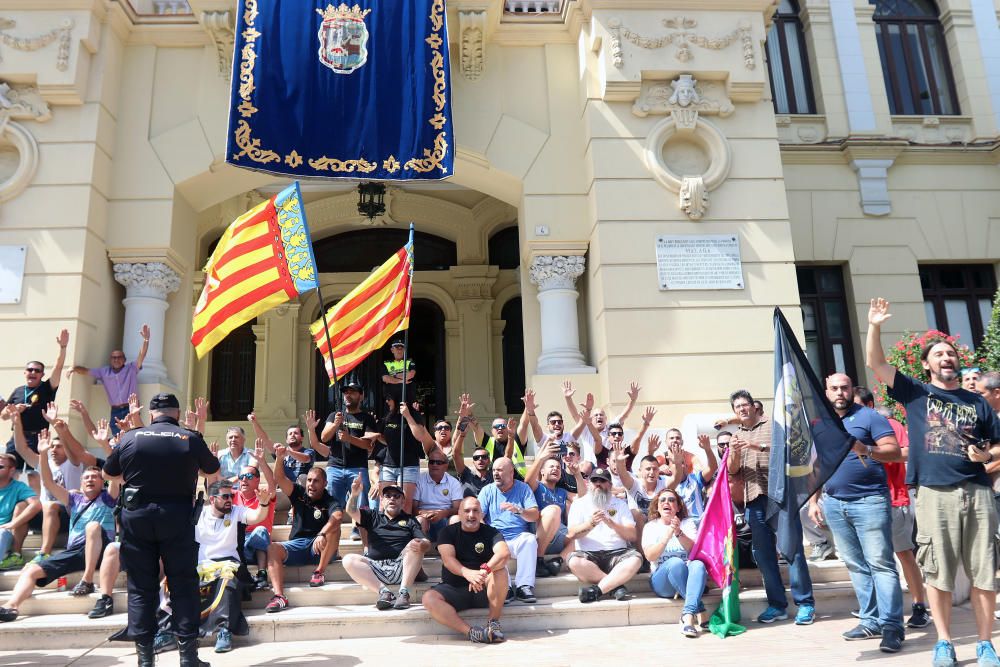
[472,454,489,461]
[428,459,448,465]
[238,472,258,480]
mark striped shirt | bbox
[733,419,772,504]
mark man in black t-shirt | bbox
[422,496,510,644]
[342,476,429,610]
[319,383,378,526]
[264,450,343,613]
[378,399,433,513]
[1,329,68,484]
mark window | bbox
[872,0,959,115]
[313,229,456,272]
[766,0,816,114]
[209,319,256,422]
[501,298,525,413]
[796,266,858,382]
[920,265,996,349]
[488,226,520,270]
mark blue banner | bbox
[767,307,854,558]
[227,1,453,181]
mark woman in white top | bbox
[641,488,706,638]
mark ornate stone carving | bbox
[890,116,972,145]
[610,16,755,70]
[679,176,708,220]
[458,11,486,81]
[849,159,894,217]
[0,83,50,122]
[113,262,182,297]
[0,17,74,72]
[529,255,586,291]
[775,115,828,145]
[632,75,734,118]
[201,11,235,79]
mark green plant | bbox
[873,330,982,424]
[978,287,1000,373]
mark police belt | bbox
[137,494,194,504]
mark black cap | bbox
[381,484,404,497]
[149,393,180,410]
[589,467,612,482]
[340,381,363,393]
[390,337,405,348]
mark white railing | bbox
[504,1,563,13]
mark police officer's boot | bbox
[177,638,210,667]
[135,642,155,667]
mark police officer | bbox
[381,337,415,403]
[102,393,219,667]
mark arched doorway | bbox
[501,298,525,413]
[313,298,447,421]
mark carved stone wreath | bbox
[608,16,755,70]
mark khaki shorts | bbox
[891,505,915,553]
[914,482,999,593]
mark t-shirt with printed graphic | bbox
[534,482,569,523]
[326,410,378,469]
[888,372,1000,488]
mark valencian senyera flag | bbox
[689,452,746,638]
[227,0,453,181]
[767,307,855,558]
[192,183,319,359]
[310,228,413,383]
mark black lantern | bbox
[357,182,386,222]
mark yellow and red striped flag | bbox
[310,235,413,383]
[192,183,318,359]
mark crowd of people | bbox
[0,301,998,666]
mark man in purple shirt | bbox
[66,324,149,434]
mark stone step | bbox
[0,580,862,650]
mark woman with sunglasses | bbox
[642,488,705,638]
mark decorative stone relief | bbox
[529,255,586,291]
[0,17,74,72]
[200,11,235,79]
[849,159,894,217]
[633,75,734,118]
[609,16,755,70]
[642,104,732,221]
[890,116,971,145]
[0,82,48,204]
[0,83,50,121]
[113,262,182,298]
[774,115,828,145]
[458,11,486,81]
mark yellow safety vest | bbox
[484,436,526,476]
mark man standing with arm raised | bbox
[867,298,1000,667]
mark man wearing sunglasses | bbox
[0,328,69,491]
[561,379,641,465]
[469,390,532,478]
[65,324,150,436]
[412,448,462,541]
[452,394,494,497]
[231,440,278,591]
[344,476,429,611]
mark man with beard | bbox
[378,400,433,514]
[249,414,317,485]
[561,380,641,465]
[264,450,342,608]
[231,440,278,590]
[868,297,1000,667]
[478,457,539,603]
[423,496,510,644]
[343,475,429,610]
[192,480,269,652]
[0,443,116,622]
[452,396,492,497]
[318,383,378,540]
[525,445,575,577]
[566,467,642,603]
[807,373,903,653]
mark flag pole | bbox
[315,284,344,463]
[397,223,415,486]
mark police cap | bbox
[340,381,363,393]
[148,393,180,410]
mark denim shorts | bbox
[546,523,568,555]
[243,525,271,560]
[380,465,420,485]
[280,537,321,567]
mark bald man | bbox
[808,373,903,653]
[477,457,539,604]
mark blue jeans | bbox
[327,466,370,510]
[745,495,814,610]
[242,525,270,563]
[822,493,903,633]
[0,528,12,557]
[650,556,708,616]
[109,404,130,436]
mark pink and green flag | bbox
[689,452,746,638]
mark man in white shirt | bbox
[566,467,642,603]
[412,448,462,541]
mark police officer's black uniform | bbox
[103,393,219,667]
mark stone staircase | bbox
[0,523,863,650]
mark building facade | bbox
[1,0,998,442]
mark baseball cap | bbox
[589,467,612,482]
[381,484,404,497]
[148,393,180,410]
[340,381,363,393]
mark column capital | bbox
[529,255,586,291]
[113,262,181,298]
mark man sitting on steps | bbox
[342,475,429,611]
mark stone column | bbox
[529,255,595,375]
[113,262,181,384]
[451,265,499,413]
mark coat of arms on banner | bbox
[317,3,371,74]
